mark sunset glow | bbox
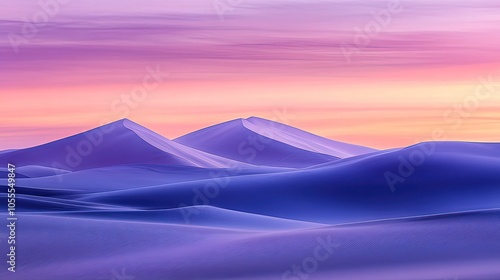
[2,0,500,149]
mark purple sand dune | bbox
[2,209,499,280]
[1,119,499,279]
[0,193,124,212]
[244,117,376,157]
[80,141,500,224]
[15,164,291,192]
[0,119,250,171]
[15,165,71,178]
[50,206,325,230]
[175,117,362,168]
[174,118,337,168]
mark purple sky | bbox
[1,0,500,149]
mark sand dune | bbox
[1,119,499,280]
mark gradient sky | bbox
[1,0,500,150]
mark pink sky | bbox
[1,0,500,150]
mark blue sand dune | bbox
[15,164,291,192]
[80,141,500,224]
[1,118,499,280]
[175,117,376,167]
[50,206,325,230]
[0,119,251,171]
[2,209,499,280]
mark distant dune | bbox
[175,117,376,167]
[0,119,252,170]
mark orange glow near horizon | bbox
[2,1,500,150]
[2,73,500,150]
